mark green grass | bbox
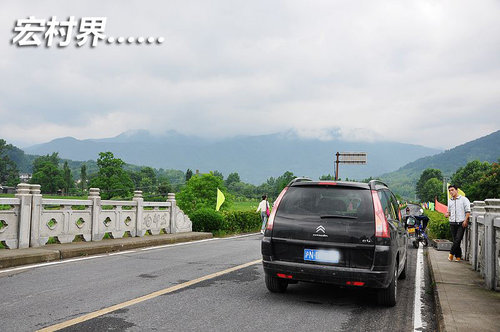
[43,195,88,200]
[230,200,258,212]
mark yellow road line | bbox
[37,259,262,332]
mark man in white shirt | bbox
[445,185,471,262]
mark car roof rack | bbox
[368,179,388,190]
[287,177,312,186]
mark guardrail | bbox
[0,183,192,249]
[466,199,500,291]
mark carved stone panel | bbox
[174,206,192,233]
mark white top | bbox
[256,200,269,213]
[447,195,471,223]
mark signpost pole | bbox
[335,152,340,181]
[334,152,367,181]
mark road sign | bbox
[334,152,367,180]
[338,152,367,164]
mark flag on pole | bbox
[447,183,466,201]
[429,202,435,211]
[435,197,448,214]
[216,188,225,211]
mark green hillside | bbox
[380,130,500,199]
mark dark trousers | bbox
[450,223,465,258]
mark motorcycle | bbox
[406,215,429,249]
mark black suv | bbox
[261,179,407,306]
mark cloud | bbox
[1,0,499,149]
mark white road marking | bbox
[37,259,262,332]
[413,246,426,331]
[0,233,261,275]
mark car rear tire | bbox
[377,263,397,307]
[265,274,288,293]
[399,253,407,280]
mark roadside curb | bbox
[425,248,446,332]
[0,232,213,269]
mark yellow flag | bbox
[216,188,225,211]
[447,183,466,201]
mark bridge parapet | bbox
[469,199,500,291]
[0,185,191,249]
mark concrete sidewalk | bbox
[0,232,213,269]
[427,247,500,332]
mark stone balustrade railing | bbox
[466,199,500,291]
[0,183,192,249]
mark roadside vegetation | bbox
[1,136,498,240]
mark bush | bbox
[222,211,261,233]
[189,208,261,235]
[424,210,452,240]
[190,208,224,233]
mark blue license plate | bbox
[304,249,340,264]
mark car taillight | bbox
[266,187,288,231]
[371,190,390,238]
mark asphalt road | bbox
[0,234,436,331]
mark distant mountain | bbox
[24,130,441,184]
[380,130,500,199]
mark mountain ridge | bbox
[380,129,500,198]
[23,130,441,184]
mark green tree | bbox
[225,172,241,187]
[176,173,231,216]
[80,164,87,191]
[212,170,224,180]
[185,169,193,181]
[416,169,443,201]
[420,178,443,202]
[274,171,296,197]
[139,176,154,193]
[30,154,65,194]
[63,161,74,194]
[319,174,334,180]
[0,139,19,186]
[131,166,157,193]
[157,176,173,196]
[89,152,134,199]
[477,162,500,200]
[450,160,491,202]
[32,152,60,172]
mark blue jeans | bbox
[261,211,268,231]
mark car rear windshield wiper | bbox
[320,214,357,219]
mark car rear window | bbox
[276,186,374,221]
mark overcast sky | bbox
[1,1,499,149]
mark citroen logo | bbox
[316,225,326,233]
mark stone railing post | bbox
[29,184,43,247]
[470,201,485,271]
[133,190,145,237]
[15,183,32,248]
[167,193,177,234]
[88,188,101,241]
[484,199,500,290]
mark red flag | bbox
[434,198,448,214]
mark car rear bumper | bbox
[262,259,391,288]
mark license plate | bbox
[408,228,415,234]
[304,249,340,264]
